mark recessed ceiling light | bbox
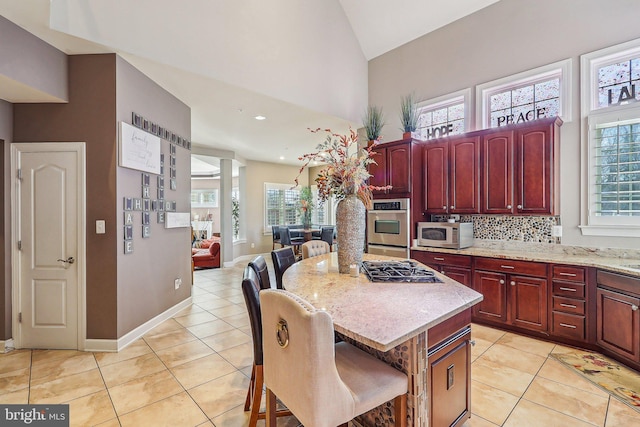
[279,156,285,160]
[255,115,266,120]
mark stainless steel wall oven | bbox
[366,198,410,258]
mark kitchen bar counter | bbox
[411,239,640,278]
[282,252,482,352]
[283,252,482,427]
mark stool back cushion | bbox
[301,240,330,259]
[261,289,354,427]
[242,266,263,365]
[248,255,271,290]
[271,247,296,290]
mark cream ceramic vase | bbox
[336,194,366,274]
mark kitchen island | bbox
[282,253,483,427]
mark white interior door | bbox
[12,143,85,349]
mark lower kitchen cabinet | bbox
[550,265,590,343]
[596,271,640,363]
[428,319,471,427]
[411,251,472,287]
[473,258,548,333]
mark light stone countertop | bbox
[282,252,483,352]
[411,239,640,278]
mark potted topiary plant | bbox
[400,92,418,139]
[363,105,385,146]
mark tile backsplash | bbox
[432,215,561,244]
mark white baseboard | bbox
[83,297,193,352]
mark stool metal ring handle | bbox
[276,319,289,348]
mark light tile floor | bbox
[1,258,639,426]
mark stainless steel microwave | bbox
[417,222,474,249]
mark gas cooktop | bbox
[361,260,443,283]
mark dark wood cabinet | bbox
[515,119,560,214]
[421,137,480,214]
[596,271,640,363]
[550,265,590,343]
[480,117,561,215]
[411,251,472,287]
[369,140,411,197]
[481,130,514,214]
[473,258,548,333]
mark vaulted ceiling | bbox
[0,0,499,166]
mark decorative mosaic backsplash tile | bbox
[432,215,561,244]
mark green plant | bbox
[400,93,418,133]
[363,105,385,142]
[231,196,240,238]
[299,186,314,226]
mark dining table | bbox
[289,227,321,242]
[282,252,483,427]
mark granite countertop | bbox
[410,239,640,278]
[282,252,483,352]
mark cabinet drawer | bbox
[552,312,586,341]
[552,281,585,299]
[419,252,472,267]
[552,296,585,315]
[552,265,585,283]
[474,257,547,277]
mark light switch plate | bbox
[552,225,562,237]
[96,220,106,234]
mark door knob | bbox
[57,257,75,265]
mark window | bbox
[191,189,218,207]
[581,39,640,236]
[264,183,301,232]
[413,89,470,140]
[477,59,572,129]
[311,185,335,226]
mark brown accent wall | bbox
[0,99,13,340]
[13,54,119,339]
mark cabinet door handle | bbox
[559,287,577,292]
[506,204,512,209]
[559,272,577,277]
[499,279,505,284]
[517,204,523,209]
[633,305,639,311]
[560,303,577,309]
[510,281,515,286]
[559,323,577,329]
[450,206,454,209]
[434,257,445,261]
[500,265,515,269]
[442,206,447,209]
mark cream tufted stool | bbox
[260,289,408,427]
[301,240,330,259]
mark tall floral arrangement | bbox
[295,127,390,209]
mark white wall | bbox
[368,0,640,249]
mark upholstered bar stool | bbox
[301,240,330,259]
[241,267,292,426]
[260,289,408,427]
[248,255,272,290]
[271,247,296,290]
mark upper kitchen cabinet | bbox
[422,136,481,214]
[369,140,412,197]
[481,117,562,215]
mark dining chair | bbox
[301,240,330,259]
[279,226,303,254]
[271,247,296,290]
[241,267,292,426]
[260,289,408,427]
[248,255,272,290]
[320,226,335,251]
[271,225,282,250]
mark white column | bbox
[220,158,233,266]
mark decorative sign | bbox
[424,124,454,139]
[607,83,638,106]
[119,121,161,174]
[165,212,191,228]
[496,107,548,127]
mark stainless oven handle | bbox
[367,210,408,214]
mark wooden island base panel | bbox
[282,253,482,427]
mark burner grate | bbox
[361,260,443,283]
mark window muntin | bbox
[477,59,571,129]
[265,183,300,231]
[414,98,465,140]
[596,58,640,109]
